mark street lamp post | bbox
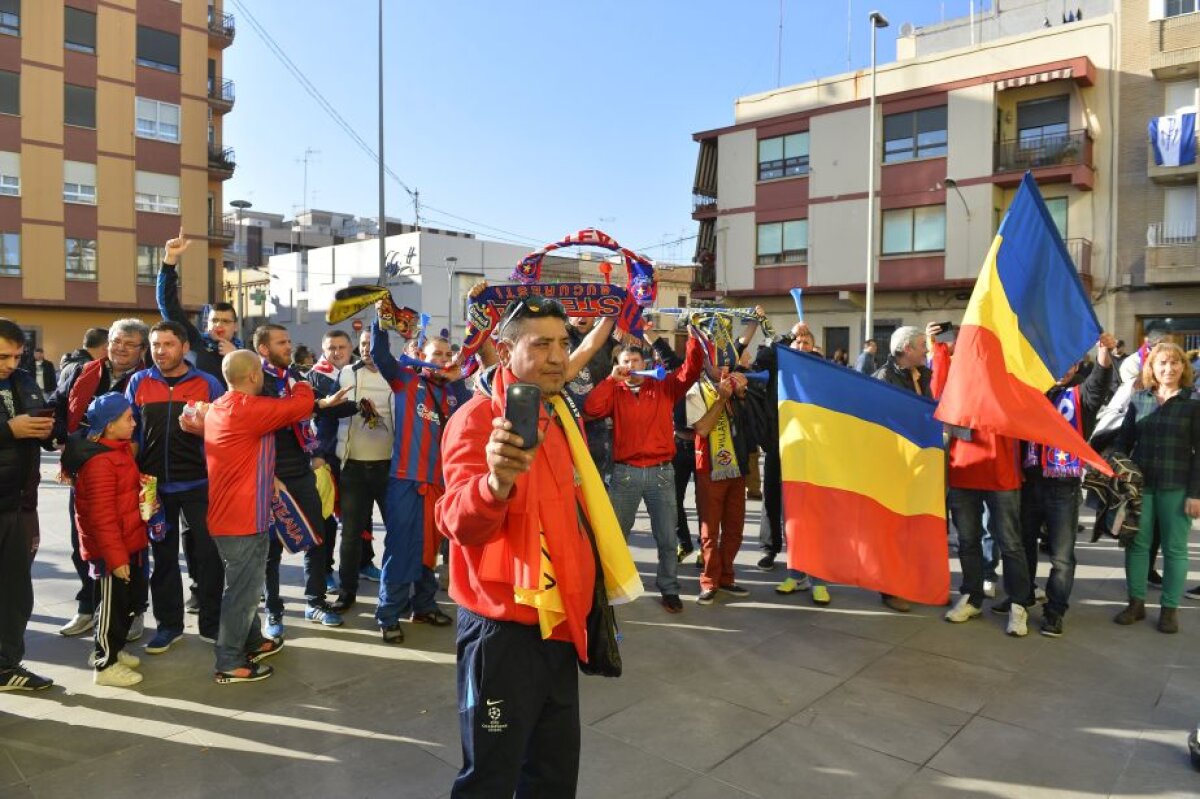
[446,256,458,341]
[863,10,889,346]
[230,199,252,341]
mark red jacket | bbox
[583,336,704,467]
[436,385,596,645]
[204,383,315,536]
[63,438,147,569]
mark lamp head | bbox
[943,177,958,188]
[869,10,890,28]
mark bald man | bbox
[202,350,316,684]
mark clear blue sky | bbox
[224,1,987,262]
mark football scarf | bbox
[511,227,657,308]
[699,377,741,481]
[262,360,318,455]
[1024,386,1085,478]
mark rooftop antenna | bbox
[777,0,784,87]
[297,147,320,219]
[847,0,853,71]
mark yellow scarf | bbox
[513,393,643,640]
[700,378,741,481]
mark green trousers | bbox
[1126,489,1193,608]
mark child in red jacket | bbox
[62,393,149,687]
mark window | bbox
[64,161,96,204]
[134,171,180,214]
[1164,185,1198,242]
[756,219,808,265]
[882,206,946,254]
[136,26,180,72]
[1166,80,1198,115]
[65,8,96,54]
[64,84,95,128]
[1166,0,1198,17]
[0,0,17,38]
[1016,95,1069,147]
[0,70,17,116]
[0,232,17,275]
[758,133,809,180]
[1044,197,1068,240]
[0,151,19,196]
[135,98,181,143]
[137,244,163,284]
[883,106,947,163]
[65,237,97,280]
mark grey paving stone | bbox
[791,681,971,764]
[683,646,843,720]
[926,716,1135,796]
[852,647,1015,714]
[899,610,1046,672]
[744,623,893,679]
[592,687,778,772]
[709,715,918,797]
[666,775,758,798]
[576,727,699,799]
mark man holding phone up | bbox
[436,297,637,797]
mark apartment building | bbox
[690,1,1118,355]
[1116,0,1200,349]
[0,0,235,361]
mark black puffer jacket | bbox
[873,355,932,397]
[0,368,50,507]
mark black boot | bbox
[1113,598,1146,625]
[1158,606,1179,634]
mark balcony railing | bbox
[995,129,1090,173]
[691,259,716,294]
[692,192,717,215]
[208,10,235,43]
[207,79,235,110]
[1065,237,1091,276]
[207,145,236,175]
[209,213,235,242]
[1148,220,1198,246]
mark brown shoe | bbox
[1113,598,1146,625]
[881,594,911,613]
[1158,606,1179,634]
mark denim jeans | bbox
[948,488,1027,608]
[212,530,269,673]
[0,511,32,670]
[585,420,612,486]
[1019,476,1079,617]
[981,504,999,582]
[608,462,680,596]
[151,487,219,636]
[67,489,94,614]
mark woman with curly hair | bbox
[1114,342,1200,633]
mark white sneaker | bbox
[1034,586,1047,604]
[93,662,143,687]
[126,614,145,642]
[983,580,996,599]
[59,613,95,637]
[1007,603,1029,637]
[88,650,141,669]
[944,595,982,623]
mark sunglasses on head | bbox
[499,296,567,333]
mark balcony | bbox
[1146,220,1200,284]
[1065,237,1091,277]
[1147,119,1198,185]
[209,213,235,244]
[207,145,236,179]
[692,192,717,218]
[208,10,235,47]
[993,129,1094,191]
[207,79,235,113]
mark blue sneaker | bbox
[305,606,343,627]
[144,627,183,654]
[264,614,284,639]
[325,573,339,593]
[359,564,382,582]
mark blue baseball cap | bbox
[85,392,131,434]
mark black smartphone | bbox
[933,321,956,343]
[505,383,542,450]
[29,408,54,418]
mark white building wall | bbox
[717,129,757,211]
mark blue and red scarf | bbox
[262,360,318,455]
[1024,386,1084,478]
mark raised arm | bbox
[565,316,616,383]
[156,229,203,351]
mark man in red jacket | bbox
[436,298,596,798]
[583,332,702,612]
[203,350,315,684]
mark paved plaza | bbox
[2,453,1199,798]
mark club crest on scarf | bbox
[510,227,658,311]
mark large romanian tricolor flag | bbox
[778,346,949,605]
[934,173,1109,473]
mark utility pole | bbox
[413,189,420,232]
[376,0,386,283]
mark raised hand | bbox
[164,227,192,266]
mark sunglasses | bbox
[499,296,568,333]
